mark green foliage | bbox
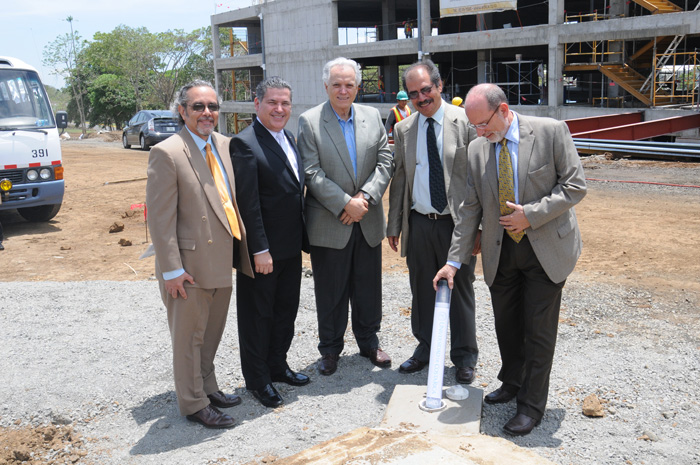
[43,22,224,128]
[87,74,137,129]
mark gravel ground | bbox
[1,271,698,465]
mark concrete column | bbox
[211,24,226,132]
[548,0,565,108]
[419,0,431,59]
[382,0,397,41]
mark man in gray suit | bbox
[147,80,253,429]
[387,60,479,385]
[297,57,393,376]
[434,83,587,436]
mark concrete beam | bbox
[215,55,262,70]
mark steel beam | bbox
[571,114,700,140]
[566,112,643,135]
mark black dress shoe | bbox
[456,366,475,384]
[207,390,242,408]
[398,357,427,374]
[484,384,519,404]
[185,405,235,429]
[248,383,284,408]
[359,348,391,368]
[318,353,340,376]
[503,413,541,436]
[271,368,310,386]
[0,242,4,251]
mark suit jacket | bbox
[230,119,309,260]
[146,128,253,289]
[448,112,587,286]
[297,101,393,249]
[387,101,475,257]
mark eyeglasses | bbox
[407,84,434,100]
[189,102,220,113]
[467,105,500,130]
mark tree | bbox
[87,74,136,130]
[43,16,90,135]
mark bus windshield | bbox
[0,69,56,130]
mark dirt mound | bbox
[0,424,86,464]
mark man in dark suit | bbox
[387,60,479,384]
[435,83,587,436]
[297,57,394,376]
[230,77,310,408]
[147,80,253,429]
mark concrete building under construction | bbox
[210,0,700,135]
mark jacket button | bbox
[202,216,207,221]
[496,240,501,246]
[208,240,213,245]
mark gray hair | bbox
[402,59,442,91]
[255,76,293,102]
[322,57,361,86]
[466,83,507,110]
[170,80,219,125]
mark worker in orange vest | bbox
[384,91,412,138]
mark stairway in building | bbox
[598,64,674,105]
[630,0,682,14]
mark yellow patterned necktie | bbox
[498,139,524,243]
[205,143,241,240]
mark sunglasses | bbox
[407,84,434,100]
[189,103,220,113]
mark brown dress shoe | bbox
[456,366,475,384]
[359,348,391,368]
[185,405,235,429]
[484,384,518,404]
[318,353,340,376]
[398,357,427,374]
[503,412,541,436]
[207,390,242,408]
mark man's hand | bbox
[254,251,274,275]
[341,193,369,225]
[500,201,531,234]
[472,230,482,256]
[165,272,195,299]
[433,264,458,290]
[388,235,399,252]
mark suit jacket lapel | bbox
[516,114,535,204]
[485,141,499,203]
[442,109,458,195]
[183,129,231,234]
[322,102,356,186]
[285,128,304,190]
[353,105,368,179]
[253,119,297,181]
[404,115,419,196]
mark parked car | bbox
[122,110,180,150]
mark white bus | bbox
[0,56,68,222]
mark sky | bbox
[2,0,249,89]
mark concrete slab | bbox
[272,427,480,465]
[380,384,482,436]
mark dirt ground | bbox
[2,135,699,297]
[1,134,699,462]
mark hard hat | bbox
[397,91,409,100]
[452,96,463,106]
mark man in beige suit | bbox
[387,60,479,384]
[147,80,253,429]
[297,57,393,376]
[435,84,587,436]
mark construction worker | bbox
[384,91,412,138]
[452,96,464,107]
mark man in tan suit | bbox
[387,60,479,384]
[435,84,587,436]
[297,57,393,376]
[147,80,253,429]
